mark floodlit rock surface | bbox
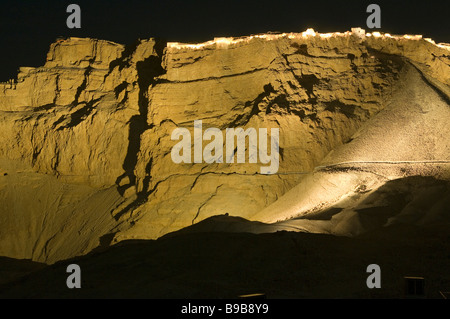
[0,29,449,263]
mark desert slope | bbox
[251,61,450,232]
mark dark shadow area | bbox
[297,207,344,221]
[324,100,366,118]
[115,39,166,199]
[0,257,46,286]
[356,176,450,228]
[295,176,449,232]
[57,99,99,130]
[1,219,449,298]
[295,74,320,104]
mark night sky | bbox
[0,0,448,81]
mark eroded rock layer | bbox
[0,29,449,263]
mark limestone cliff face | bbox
[0,37,163,188]
[0,29,449,263]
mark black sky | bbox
[0,0,448,81]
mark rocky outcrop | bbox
[0,37,164,262]
[0,29,449,263]
[0,37,163,188]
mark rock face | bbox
[0,29,449,263]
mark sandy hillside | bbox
[0,29,449,296]
[251,62,450,235]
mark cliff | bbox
[0,28,449,263]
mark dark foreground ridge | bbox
[1,220,449,299]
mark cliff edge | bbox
[0,28,449,263]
